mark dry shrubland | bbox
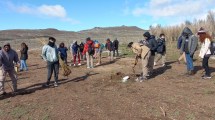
[150,11,215,41]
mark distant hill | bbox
[0,26,147,49]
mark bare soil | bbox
[1,51,215,120]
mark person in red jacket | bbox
[82,37,95,68]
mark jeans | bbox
[185,53,194,71]
[202,56,210,76]
[47,61,59,84]
[20,60,28,70]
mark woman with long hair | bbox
[20,42,28,71]
[198,27,212,79]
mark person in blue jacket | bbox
[58,42,68,65]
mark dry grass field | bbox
[0,42,215,120]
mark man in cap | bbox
[42,37,59,87]
[0,43,19,95]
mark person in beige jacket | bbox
[128,42,150,82]
[198,27,212,79]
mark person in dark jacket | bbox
[105,38,114,62]
[143,32,158,75]
[20,42,28,71]
[0,43,19,95]
[177,36,187,64]
[154,33,166,67]
[79,42,85,60]
[58,42,68,65]
[180,27,198,75]
[113,38,119,57]
[72,41,81,66]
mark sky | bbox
[0,0,215,31]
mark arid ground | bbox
[0,48,215,120]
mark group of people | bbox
[0,26,214,96]
[0,36,120,95]
[128,27,213,82]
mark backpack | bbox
[210,41,215,55]
[79,43,84,52]
[100,43,105,50]
[88,43,95,55]
[94,41,100,48]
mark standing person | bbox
[198,27,212,79]
[105,38,114,62]
[127,42,150,81]
[58,42,68,65]
[69,41,74,63]
[42,37,59,87]
[72,41,81,66]
[177,35,187,64]
[154,33,166,67]
[113,38,119,57]
[79,42,85,60]
[180,27,198,75]
[20,43,28,71]
[143,32,158,75]
[0,43,19,95]
[82,37,95,68]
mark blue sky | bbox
[0,0,215,31]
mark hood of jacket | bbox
[182,27,193,37]
[143,32,151,39]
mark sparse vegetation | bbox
[10,106,29,119]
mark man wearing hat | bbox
[42,37,59,87]
[0,43,19,95]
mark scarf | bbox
[48,41,55,47]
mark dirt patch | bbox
[0,51,215,120]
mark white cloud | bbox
[131,0,215,26]
[37,5,66,18]
[149,0,171,7]
[132,0,213,17]
[7,2,80,24]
